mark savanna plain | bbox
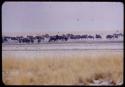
[2,49,123,85]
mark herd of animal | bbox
[2,32,123,44]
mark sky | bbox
[2,2,124,35]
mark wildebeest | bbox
[49,35,68,42]
[80,35,88,39]
[10,37,18,40]
[113,33,123,39]
[34,36,44,43]
[48,36,57,42]
[2,36,13,44]
[16,36,24,43]
[113,34,119,38]
[57,35,68,41]
[106,35,114,39]
[95,34,102,39]
[70,35,81,40]
[22,38,31,43]
[106,32,123,40]
[2,36,8,43]
[88,35,94,39]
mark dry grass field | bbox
[2,50,123,85]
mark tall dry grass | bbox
[2,51,123,85]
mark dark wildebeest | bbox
[70,35,81,40]
[118,33,123,37]
[113,33,123,39]
[95,34,102,39]
[57,35,68,41]
[75,35,81,39]
[88,35,94,39]
[2,37,8,43]
[10,37,18,40]
[35,36,44,43]
[49,36,57,42]
[2,36,11,43]
[9,37,19,44]
[80,35,88,39]
[106,35,114,39]
[27,36,35,43]
[49,35,68,42]
[17,36,24,43]
[113,34,119,39]
[22,38,31,43]
[18,38,22,43]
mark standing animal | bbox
[57,35,68,41]
[49,35,68,42]
[80,35,88,39]
[49,36,57,42]
[2,37,8,43]
[35,36,44,43]
[106,35,114,39]
[70,35,81,40]
[95,34,102,39]
[22,38,31,43]
[88,35,94,39]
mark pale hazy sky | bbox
[2,2,124,34]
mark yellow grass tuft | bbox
[2,51,123,85]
